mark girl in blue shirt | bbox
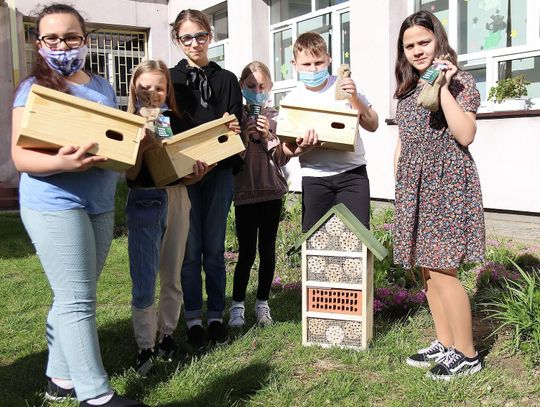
[11,4,145,406]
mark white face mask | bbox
[38,45,88,76]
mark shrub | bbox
[485,263,540,366]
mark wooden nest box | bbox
[276,102,358,151]
[17,84,146,172]
[144,114,245,187]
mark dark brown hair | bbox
[29,3,87,93]
[170,9,212,43]
[293,32,328,59]
[394,10,458,99]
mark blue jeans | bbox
[126,186,190,349]
[181,166,233,320]
[20,207,114,401]
[126,188,168,309]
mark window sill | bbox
[385,109,540,125]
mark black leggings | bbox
[301,165,370,232]
[232,199,282,302]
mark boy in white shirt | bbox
[282,32,379,231]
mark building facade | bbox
[1,0,539,212]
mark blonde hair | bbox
[293,32,328,59]
[239,61,273,86]
[127,60,180,117]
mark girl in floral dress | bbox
[393,10,485,380]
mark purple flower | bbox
[224,251,238,261]
[383,223,394,232]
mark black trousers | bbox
[301,165,370,232]
[232,199,282,302]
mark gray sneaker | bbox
[255,303,273,327]
[228,303,245,328]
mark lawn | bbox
[1,190,539,407]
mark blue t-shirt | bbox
[13,75,120,214]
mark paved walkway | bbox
[372,200,540,246]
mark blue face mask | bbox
[38,45,88,76]
[298,68,329,88]
[242,87,268,106]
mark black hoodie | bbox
[170,59,243,171]
[170,59,242,127]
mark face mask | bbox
[242,87,268,106]
[38,45,88,76]
[298,68,329,88]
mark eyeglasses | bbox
[176,31,209,46]
[39,35,85,49]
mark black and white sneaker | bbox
[45,378,77,401]
[406,340,448,368]
[157,334,178,361]
[187,324,206,352]
[428,347,483,380]
[136,348,155,377]
[208,320,229,345]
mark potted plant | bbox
[488,75,530,111]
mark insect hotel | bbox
[293,204,388,350]
[17,84,147,172]
[275,102,358,151]
[144,114,245,187]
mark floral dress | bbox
[393,70,485,270]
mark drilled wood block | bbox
[276,102,358,151]
[145,115,245,186]
[17,84,146,172]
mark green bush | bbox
[485,263,540,366]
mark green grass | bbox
[1,204,539,406]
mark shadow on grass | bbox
[156,362,272,407]
[269,288,302,323]
[0,318,141,406]
[0,212,34,259]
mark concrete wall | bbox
[0,2,18,187]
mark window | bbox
[316,0,349,10]
[208,4,228,42]
[208,44,225,68]
[340,11,350,65]
[24,22,147,110]
[270,1,350,98]
[270,0,312,25]
[273,29,294,81]
[415,0,540,108]
[206,3,228,69]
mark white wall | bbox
[471,118,540,212]
[15,0,173,63]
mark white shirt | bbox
[280,75,371,177]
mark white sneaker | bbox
[255,302,273,326]
[228,303,245,328]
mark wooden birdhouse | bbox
[293,204,388,350]
[17,84,147,172]
[276,102,358,151]
[144,114,245,187]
